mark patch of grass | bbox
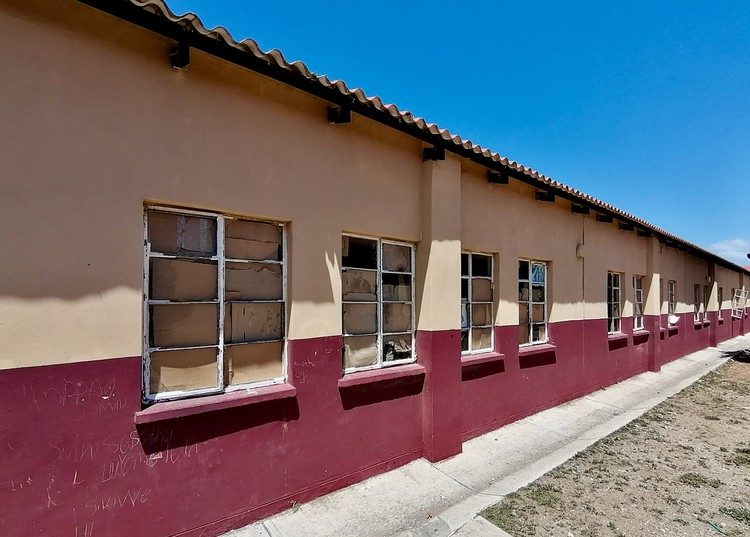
[720,506,750,526]
[673,518,690,526]
[527,484,562,507]
[727,448,750,466]
[481,496,538,537]
[679,472,722,488]
[704,415,721,421]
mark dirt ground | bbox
[482,353,750,537]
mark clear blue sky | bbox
[164,0,750,266]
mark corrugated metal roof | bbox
[84,0,748,274]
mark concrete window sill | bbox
[134,383,297,425]
[703,320,711,327]
[338,363,425,389]
[607,332,628,342]
[518,343,557,356]
[461,351,505,368]
[667,325,679,332]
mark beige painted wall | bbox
[1,0,747,370]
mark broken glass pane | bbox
[225,219,282,261]
[461,253,469,277]
[225,262,282,300]
[150,304,218,348]
[532,304,545,323]
[383,335,412,362]
[532,323,546,342]
[519,303,529,324]
[471,304,492,326]
[461,330,469,352]
[342,236,377,269]
[518,323,530,345]
[518,260,529,281]
[461,303,470,329]
[148,211,216,257]
[225,342,283,386]
[472,254,492,278]
[518,282,530,302]
[343,336,377,369]
[342,269,377,302]
[383,303,412,333]
[150,348,218,394]
[150,258,217,301]
[461,278,469,300]
[343,303,377,335]
[472,327,492,351]
[382,243,411,272]
[225,302,283,343]
[472,279,492,302]
[531,285,545,302]
[382,273,411,301]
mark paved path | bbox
[226,335,750,537]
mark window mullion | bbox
[217,215,225,390]
[142,210,151,400]
[377,239,383,367]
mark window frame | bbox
[461,252,494,354]
[341,234,416,374]
[632,275,644,331]
[693,283,702,322]
[717,287,723,319]
[518,259,548,347]
[667,280,677,316]
[607,272,622,333]
[143,205,287,403]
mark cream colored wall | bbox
[0,0,422,368]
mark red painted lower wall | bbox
[1,314,744,536]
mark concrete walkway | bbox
[226,335,750,537]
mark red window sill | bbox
[338,363,425,389]
[461,351,505,368]
[667,325,679,332]
[518,343,557,356]
[134,383,296,425]
[607,332,628,342]
[703,320,711,327]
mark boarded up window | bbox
[145,208,285,402]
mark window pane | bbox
[531,285,545,302]
[225,302,283,343]
[519,303,530,324]
[531,263,545,283]
[383,303,412,333]
[225,262,282,300]
[611,303,620,319]
[472,327,492,351]
[225,220,282,261]
[472,279,492,302]
[150,304,217,348]
[148,211,216,257]
[518,260,529,281]
[343,303,377,335]
[518,323,530,345]
[611,289,620,304]
[471,304,492,326]
[461,253,469,277]
[461,330,469,351]
[382,243,411,272]
[150,258,217,301]
[634,303,643,316]
[342,236,377,269]
[532,323,547,342]
[342,269,377,302]
[150,348,218,394]
[225,342,283,386]
[461,278,469,300]
[518,282,530,302]
[472,254,492,277]
[383,335,412,362]
[532,304,545,323]
[382,273,411,301]
[343,336,377,369]
[461,303,470,329]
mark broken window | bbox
[633,275,644,330]
[667,280,677,317]
[732,288,749,319]
[461,253,494,353]
[718,287,723,319]
[607,272,622,333]
[693,284,703,322]
[144,207,285,402]
[519,260,548,345]
[342,236,415,372]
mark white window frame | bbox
[518,260,548,346]
[341,234,416,374]
[461,252,494,354]
[143,206,287,403]
[732,288,749,319]
[633,275,644,331]
[667,280,677,316]
[607,272,622,333]
[693,283,703,322]
[718,287,723,320]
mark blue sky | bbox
[164,1,750,266]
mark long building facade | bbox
[1,1,749,536]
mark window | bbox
[694,284,702,322]
[143,207,285,402]
[518,260,547,345]
[703,285,709,320]
[633,275,644,330]
[607,272,622,333]
[341,236,415,372]
[667,280,677,316]
[461,253,494,353]
[718,287,723,319]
